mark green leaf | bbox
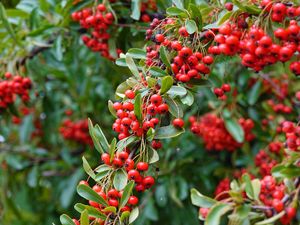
[108,38,117,59]
[60,214,76,225]
[134,93,142,122]
[146,128,155,141]
[82,156,95,179]
[74,203,106,220]
[116,80,130,99]
[190,188,216,208]
[77,184,108,207]
[94,124,110,152]
[19,114,34,144]
[80,210,89,225]
[185,19,197,34]
[146,77,157,87]
[126,54,140,79]
[272,164,300,178]
[223,117,245,143]
[131,0,142,20]
[103,206,117,214]
[88,118,104,154]
[166,7,188,17]
[181,90,194,106]
[95,169,110,182]
[149,66,168,77]
[251,179,261,201]
[0,3,22,46]
[167,86,187,97]
[242,174,254,200]
[149,147,159,164]
[159,46,171,70]
[154,125,184,139]
[255,211,285,225]
[127,48,146,59]
[116,58,127,67]
[120,181,135,209]
[116,136,137,152]
[129,207,139,224]
[165,97,183,118]
[121,211,131,222]
[247,80,262,105]
[160,76,173,95]
[113,169,128,191]
[109,138,117,162]
[108,100,117,118]
[189,4,203,30]
[172,0,184,9]
[205,203,233,225]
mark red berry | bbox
[221,84,231,92]
[173,118,184,128]
[137,162,149,171]
[128,196,139,205]
[143,176,155,189]
[125,90,135,99]
[155,34,165,43]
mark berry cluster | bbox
[101,150,155,192]
[261,1,300,22]
[59,119,92,146]
[259,175,297,224]
[255,150,278,177]
[281,121,300,151]
[112,93,169,141]
[189,114,254,152]
[140,0,157,22]
[72,182,140,225]
[0,72,32,110]
[71,4,121,60]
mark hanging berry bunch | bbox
[189,114,255,152]
[0,72,32,112]
[59,118,93,146]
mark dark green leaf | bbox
[189,4,203,30]
[77,184,108,207]
[74,203,106,220]
[120,181,135,209]
[60,214,76,225]
[247,80,262,105]
[159,46,171,70]
[134,93,142,122]
[223,117,245,143]
[154,125,184,139]
[149,66,168,77]
[160,76,173,95]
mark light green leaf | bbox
[129,207,139,224]
[191,188,217,208]
[223,116,245,143]
[205,203,233,225]
[185,19,197,34]
[113,169,128,191]
[82,156,95,179]
[131,0,142,20]
[127,48,146,59]
[80,210,89,225]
